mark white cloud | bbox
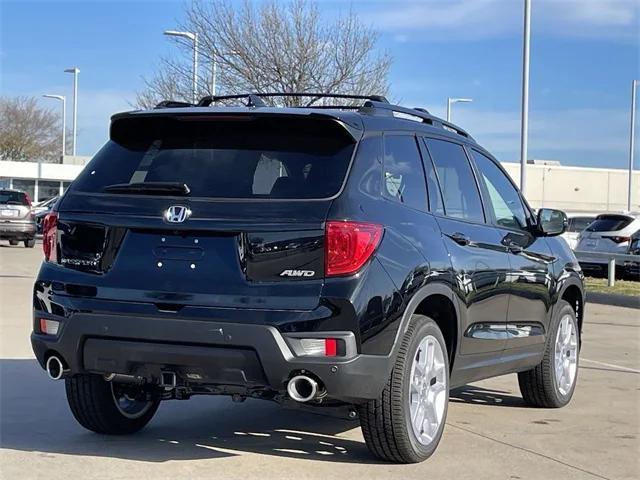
[363,0,640,42]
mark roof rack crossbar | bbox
[198,92,389,107]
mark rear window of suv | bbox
[586,215,633,232]
[0,190,29,206]
[71,115,356,199]
[568,216,595,232]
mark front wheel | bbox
[359,314,449,463]
[518,300,580,408]
[65,374,161,434]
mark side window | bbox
[382,135,428,211]
[471,149,527,230]
[424,138,485,223]
[419,140,445,215]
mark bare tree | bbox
[0,97,61,162]
[136,0,391,108]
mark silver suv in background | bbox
[575,213,640,276]
[561,213,597,250]
[0,189,37,247]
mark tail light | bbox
[42,212,58,262]
[604,236,630,244]
[325,221,383,277]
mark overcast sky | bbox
[1,0,638,168]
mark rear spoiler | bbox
[109,109,364,142]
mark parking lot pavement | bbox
[1,244,638,480]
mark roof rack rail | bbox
[198,94,267,107]
[197,92,389,107]
[154,100,195,109]
[360,100,472,140]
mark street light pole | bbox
[519,0,531,194]
[446,98,473,122]
[64,67,79,156]
[628,79,638,211]
[43,95,66,159]
[164,30,198,103]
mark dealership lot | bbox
[1,244,638,480]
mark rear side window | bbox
[382,135,428,211]
[586,215,633,232]
[72,116,355,199]
[0,190,29,206]
[568,216,595,233]
[424,138,484,223]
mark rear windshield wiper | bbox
[102,182,191,196]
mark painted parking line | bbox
[581,358,640,374]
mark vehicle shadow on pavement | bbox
[0,359,379,464]
[450,385,527,408]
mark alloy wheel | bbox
[408,335,447,445]
[554,314,578,396]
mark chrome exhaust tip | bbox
[45,355,65,380]
[287,375,319,403]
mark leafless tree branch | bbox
[0,97,61,162]
[136,0,391,108]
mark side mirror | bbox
[536,208,567,236]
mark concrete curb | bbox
[587,292,640,309]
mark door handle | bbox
[448,232,471,246]
[506,242,523,254]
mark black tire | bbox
[9,240,18,246]
[24,238,35,248]
[359,314,449,463]
[65,374,161,434]
[518,300,580,408]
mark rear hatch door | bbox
[54,112,358,311]
[0,190,31,222]
[579,214,634,251]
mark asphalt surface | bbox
[1,242,638,480]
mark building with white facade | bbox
[0,156,90,203]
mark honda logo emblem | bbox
[163,205,192,223]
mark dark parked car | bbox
[31,93,585,463]
[625,230,640,279]
[34,196,60,234]
[0,189,36,247]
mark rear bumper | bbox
[0,221,36,238]
[31,311,392,403]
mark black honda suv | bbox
[32,93,584,463]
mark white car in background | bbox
[575,213,640,275]
[561,213,598,249]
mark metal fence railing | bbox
[574,251,639,287]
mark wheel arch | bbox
[559,280,585,336]
[395,283,460,370]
